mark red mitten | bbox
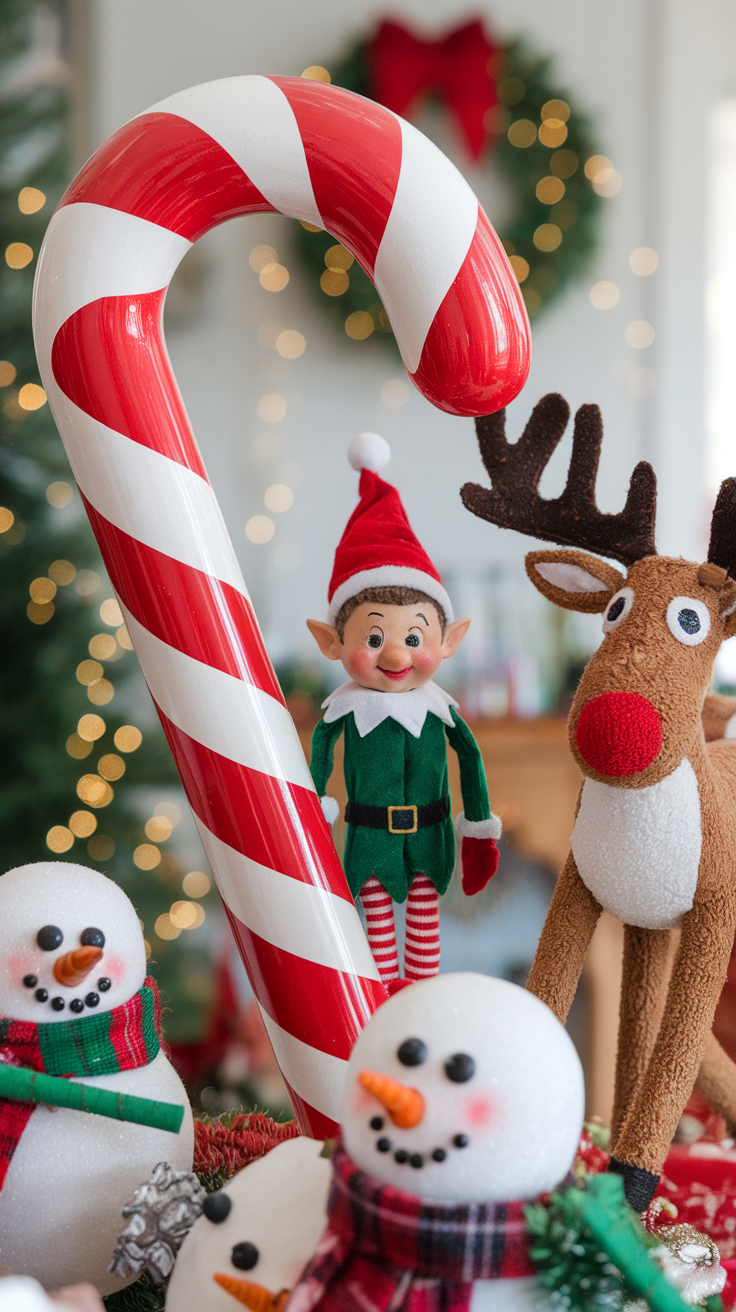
[461,836,499,895]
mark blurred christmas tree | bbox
[0,0,225,1070]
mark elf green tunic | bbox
[309,681,491,902]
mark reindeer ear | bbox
[526,549,626,613]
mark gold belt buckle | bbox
[388,805,418,834]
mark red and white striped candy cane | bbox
[33,75,530,1137]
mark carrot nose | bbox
[53,945,103,987]
[213,1273,286,1310]
[358,1069,425,1128]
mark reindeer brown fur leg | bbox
[613,897,736,1186]
[610,926,672,1149]
[696,1032,736,1134]
[526,853,602,1023]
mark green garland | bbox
[293,33,604,347]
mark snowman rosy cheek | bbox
[464,1095,499,1128]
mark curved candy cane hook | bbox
[33,75,530,1137]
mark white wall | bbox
[85,0,736,684]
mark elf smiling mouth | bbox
[379,666,412,680]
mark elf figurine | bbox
[307,434,501,990]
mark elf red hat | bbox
[327,433,454,624]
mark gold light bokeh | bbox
[345,311,375,340]
[0,362,17,387]
[88,679,114,705]
[114,725,142,752]
[99,598,123,626]
[625,320,656,350]
[49,559,76,585]
[538,120,568,148]
[77,774,113,808]
[18,384,46,411]
[29,577,56,604]
[170,900,198,929]
[27,601,54,625]
[589,280,620,310]
[47,825,73,853]
[536,176,565,205]
[257,394,287,423]
[541,99,570,123]
[550,150,579,179]
[18,187,46,214]
[89,633,116,659]
[259,262,290,292]
[78,713,106,742]
[69,810,97,838]
[74,570,101,596]
[154,913,180,941]
[77,659,103,686]
[66,733,93,759]
[249,244,278,272]
[630,247,659,276]
[324,244,354,271]
[98,753,125,781]
[134,843,162,870]
[0,508,15,533]
[508,119,537,148]
[246,515,275,544]
[264,483,294,513]
[301,65,331,82]
[275,330,306,359]
[509,256,530,283]
[46,481,73,508]
[145,814,173,842]
[320,268,349,296]
[87,834,114,860]
[5,243,33,269]
[183,870,211,898]
[116,624,133,651]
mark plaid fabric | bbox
[287,1142,535,1312]
[0,978,161,1190]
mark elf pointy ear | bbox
[526,549,626,613]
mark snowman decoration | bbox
[288,973,584,1312]
[0,862,194,1295]
[165,1137,331,1312]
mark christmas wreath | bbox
[293,19,606,346]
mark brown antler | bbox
[708,479,736,580]
[460,392,657,566]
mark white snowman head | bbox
[165,1137,331,1312]
[0,862,146,1022]
[342,973,584,1203]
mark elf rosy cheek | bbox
[348,647,381,679]
[464,1094,499,1128]
[411,647,442,677]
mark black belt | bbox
[345,797,450,835]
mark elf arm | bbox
[445,708,502,895]
[309,716,345,826]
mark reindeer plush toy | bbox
[461,393,736,1213]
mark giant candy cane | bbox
[32,75,530,1136]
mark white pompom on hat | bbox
[347,432,391,473]
[326,435,453,625]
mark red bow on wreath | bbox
[367,18,498,161]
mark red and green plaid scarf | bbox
[287,1141,536,1312]
[0,977,162,1190]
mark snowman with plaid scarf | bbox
[0,862,193,1294]
[287,972,584,1312]
[307,436,501,988]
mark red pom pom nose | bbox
[575,692,663,777]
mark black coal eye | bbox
[444,1052,475,1083]
[36,925,63,951]
[231,1242,259,1271]
[405,633,419,647]
[606,597,626,624]
[397,1037,427,1066]
[678,608,700,635]
[367,633,382,649]
[202,1191,232,1223]
[80,927,105,949]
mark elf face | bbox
[308,603,469,693]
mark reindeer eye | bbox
[666,597,711,647]
[603,588,634,634]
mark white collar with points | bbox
[321,680,458,740]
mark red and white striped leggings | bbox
[359,874,440,984]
